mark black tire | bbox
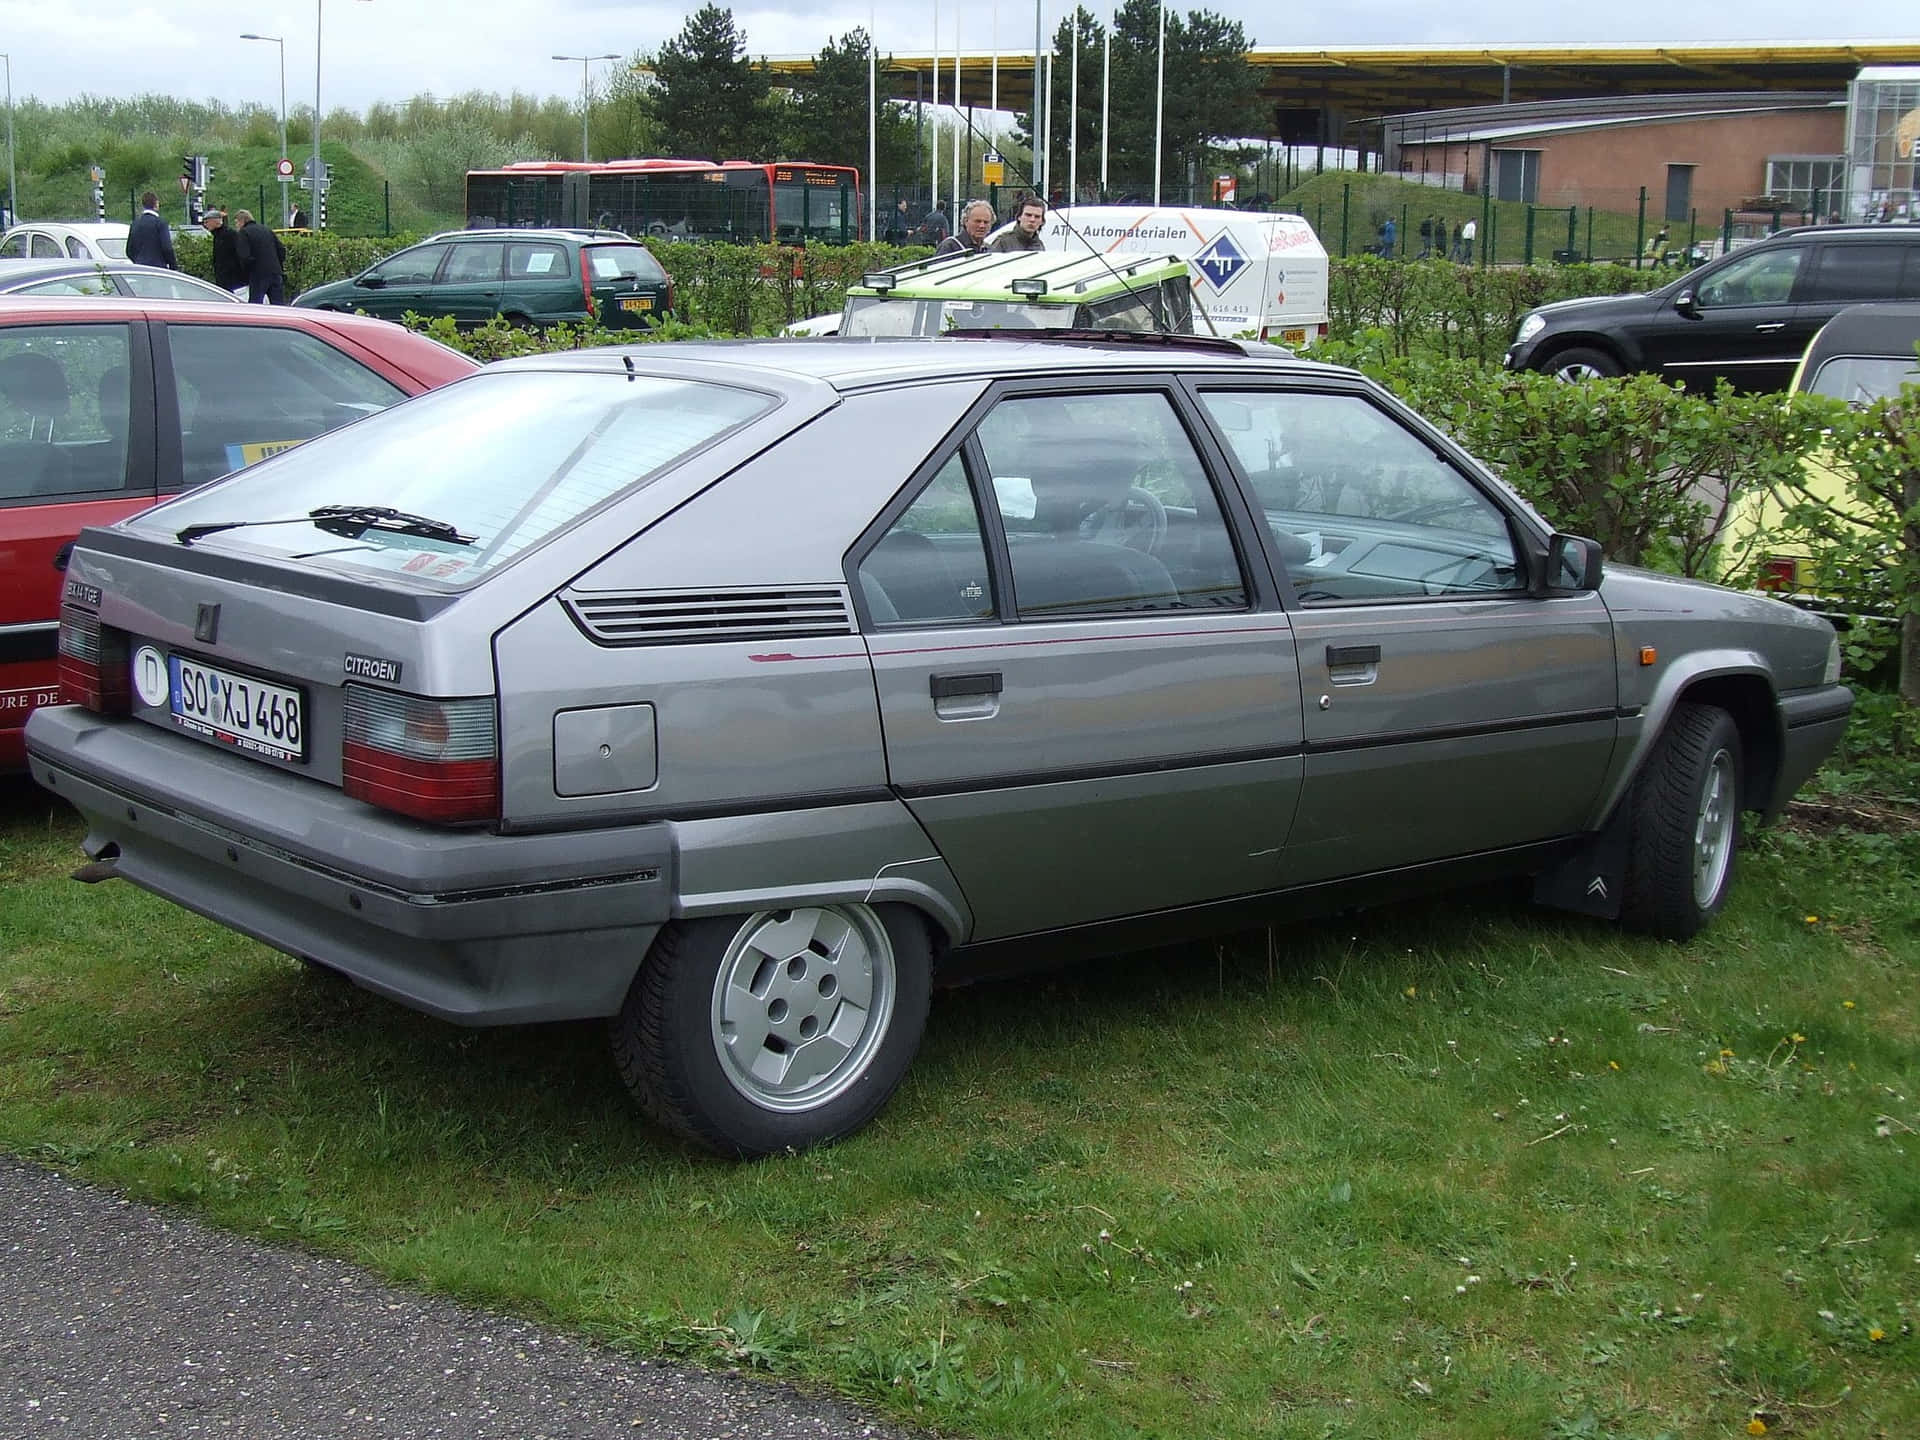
[1545,345,1622,382]
[1620,702,1743,940]
[610,903,932,1157]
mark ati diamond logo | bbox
[1191,229,1248,291]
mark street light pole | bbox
[240,34,289,224]
[553,54,618,163]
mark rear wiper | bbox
[177,505,474,547]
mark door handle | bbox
[1753,322,1788,333]
[929,671,1002,701]
[1325,644,1380,667]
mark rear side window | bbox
[30,234,60,258]
[0,323,134,500]
[859,455,994,626]
[508,242,569,278]
[1804,244,1906,304]
[584,245,666,282]
[17,275,113,297]
[64,236,90,258]
[147,371,776,586]
[167,325,408,489]
[444,243,504,283]
[0,235,24,258]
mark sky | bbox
[0,0,1911,115]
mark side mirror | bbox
[356,273,386,289]
[1673,288,1698,317]
[1537,533,1604,595]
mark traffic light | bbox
[181,155,196,188]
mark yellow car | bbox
[1719,302,1919,603]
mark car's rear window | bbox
[585,245,667,283]
[140,371,774,587]
[95,237,127,259]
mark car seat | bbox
[1013,445,1182,615]
[0,351,74,496]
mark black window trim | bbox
[1183,374,1543,608]
[0,316,156,510]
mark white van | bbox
[1029,205,1329,345]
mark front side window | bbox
[17,274,113,297]
[1696,246,1805,308]
[857,454,994,626]
[145,371,777,587]
[1200,389,1519,604]
[367,243,448,286]
[975,391,1247,617]
[0,323,134,500]
[168,325,408,489]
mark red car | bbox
[0,297,475,769]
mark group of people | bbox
[885,193,1050,255]
[1371,214,1475,262]
[123,190,288,304]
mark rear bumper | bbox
[25,706,671,1025]
[1767,682,1855,822]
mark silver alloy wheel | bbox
[708,904,897,1113]
[1692,748,1737,908]
[1553,360,1608,381]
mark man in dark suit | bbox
[232,209,287,304]
[126,192,176,269]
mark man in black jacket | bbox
[126,193,176,269]
[200,211,250,296]
[232,209,287,304]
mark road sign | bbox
[178,176,192,193]
[276,157,295,178]
[89,166,105,184]
[983,150,1005,186]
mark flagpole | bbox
[951,7,961,213]
[1152,0,1165,204]
[931,0,940,212]
[990,0,998,156]
[1100,4,1110,197]
[868,8,877,240]
[1068,7,1078,205]
[1033,0,1044,200]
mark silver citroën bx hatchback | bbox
[27,334,1853,1155]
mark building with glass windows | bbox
[1846,69,1920,222]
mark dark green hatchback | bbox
[292,228,673,329]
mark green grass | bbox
[1,727,1916,1437]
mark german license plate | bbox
[1281,327,1307,346]
[619,295,654,313]
[162,653,306,763]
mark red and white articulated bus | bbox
[465,159,862,244]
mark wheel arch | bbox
[1533,332,1636,375]
[1592,656,1783,829]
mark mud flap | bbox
[1532,800,1632,920]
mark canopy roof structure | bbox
[762,40,1920,133]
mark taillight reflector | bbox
[1757,556,1799,592]
[57,607,129,713]
[342,686,499,824]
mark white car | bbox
[0,222,132,261]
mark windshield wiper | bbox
[176,505,474,547]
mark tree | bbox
[781,30,919,181]
[1100,0,1262,198]
[643,5,775,162]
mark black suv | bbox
[1506,225,1920,392]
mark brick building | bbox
[1384,93,1847,223]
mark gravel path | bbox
[0,1156,923,1440]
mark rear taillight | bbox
[342,687,499,825]
[582,255,595,315]
[665,279,675,315]
[57,607,129,713]
[1757,556,1800,592]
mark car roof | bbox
[0,293,438,339]
[0,258,182,280]
[1802,301,1920,369]
[851,250,1189,303]
[422,227,637,244]
[1761,224,1920,243]
[2,221,130,238]
[487,334,1346,392]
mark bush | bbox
[174,230,431,297]
[1309,331,1832,572]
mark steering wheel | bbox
[1080,486,1168,553]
